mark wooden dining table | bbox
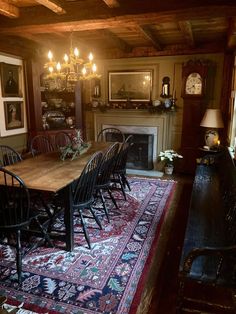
[3,141,111,252]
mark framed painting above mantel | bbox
[108,71,152,102]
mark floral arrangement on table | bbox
[60,129,91,161]
[158,149,183,166]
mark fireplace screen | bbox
[125,133,154,170]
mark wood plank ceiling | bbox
[0,0,236,59]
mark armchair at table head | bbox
[97,127,125,143]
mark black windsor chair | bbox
[0,145,22,166]
[94,142,120,222]
[55,131,73,151]
[97,127,125,143]
[72,151,103,249]
[30,135,54,156]
[111,135,133,200]
[49,151,103,249]
[0,167,53,284]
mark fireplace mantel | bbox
[93,109,171,169]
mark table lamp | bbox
[200,108,224,148]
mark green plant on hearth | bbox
[158,149,183,167]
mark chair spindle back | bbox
[0,145,22,166]
[73,151,103,205]
[0,168,30,228]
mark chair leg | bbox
[16,230,22,284]
[107,187,119,209]
[98,189,110,222]
[78,209,91,249]
[121,173,131,191]
[89,205,102,229]
[118,174,127,200]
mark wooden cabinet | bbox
[41,89,76,130]
[26,60,83,135]
[40,79,83,131]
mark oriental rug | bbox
[0,177,176,314]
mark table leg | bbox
[62,184,74,251]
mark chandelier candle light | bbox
[44,43,101,83]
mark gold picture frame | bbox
[0,62,22,97]
[108,71,152,102]
[4,101,24,130]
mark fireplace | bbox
[93,110,170,170]
[103,124,157,170]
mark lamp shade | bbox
[200,109,224,128]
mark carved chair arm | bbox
[182,245,236,276]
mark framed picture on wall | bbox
[4,101,24,130]
[108,71,152,102]
[0,63,22,97]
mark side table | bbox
[197,147,224,165]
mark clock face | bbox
[185,72,203,95]
[164,98,172,108]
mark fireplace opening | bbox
[125,133,154,170]
[101,124,157,171]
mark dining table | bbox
[3,141,111,252]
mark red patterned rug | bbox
[0,177,176,314]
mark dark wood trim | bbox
[220,52,234,145]
[0,0,19,18]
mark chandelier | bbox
[44,38,101,83]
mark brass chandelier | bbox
[44,38,101,83]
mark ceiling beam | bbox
[178,21,194,47]
[0,0,19,18]
[35,0,66,15]
[102,0,120,8]
[1,6,236,34]
[138,25,162,50]
[1,6,236,38]
[100,29,132,52]
[103,41,225,59]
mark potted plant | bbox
[158,149,183,175]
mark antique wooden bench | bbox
[177,148,236,313]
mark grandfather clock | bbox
[180,59,209,174]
